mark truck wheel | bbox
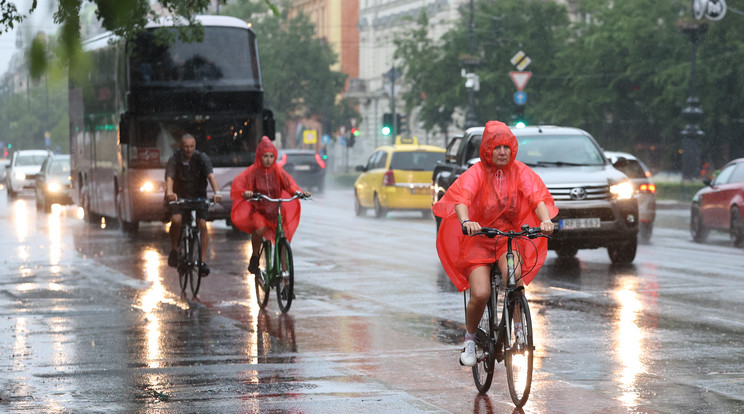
[556,246,578,258]
[607,238,637,264]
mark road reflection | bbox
[47,205,63,273]
[12,199,29,261]
[613,276,645,409]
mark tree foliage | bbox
[221,1,355,144]
[395,0,744,170]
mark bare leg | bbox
[251,227,266,257]
[466,265,492,334]
[198,218,208,261]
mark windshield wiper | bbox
[533,160,589,167]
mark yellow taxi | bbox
[354,137,445,218]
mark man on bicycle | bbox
[229,136,311,275]
[432,120,557,367]
[165,133,223,277]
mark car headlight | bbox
[610,181,634,200]
[14,171,25,180]
[47,182,62,193]
[139,181,155,192]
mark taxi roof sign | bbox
[395,136,418,145]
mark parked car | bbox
[690,157,744,246]
[355,137,445,218]
[34,154,73,212]
[432,125,639,264]
[277,149,326,192]
[604,151,657,243]
[5,149,52,198]
[0,158,10,188]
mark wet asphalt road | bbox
[1,187,743,413]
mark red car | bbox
[690,158,744,246]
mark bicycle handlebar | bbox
[248,192,310,203]
[168,198,215,207]
[465,223,558,238]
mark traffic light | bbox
[382,114,393,136]
[382,113,393,136]
[396,114,407,135]
[513,105,527,128]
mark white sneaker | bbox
[460,339,477,366]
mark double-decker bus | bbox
[69,15,274,232]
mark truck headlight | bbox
[47,182,61,193]
[610,181,634,200]
[14,171,25,180]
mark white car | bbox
[5,149,52,198]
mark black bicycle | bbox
[169,198,212,297]
[464,224,554,407]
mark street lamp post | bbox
[463,0,479,130]
[678,19,707,180]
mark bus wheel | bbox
[82,192,100,224]
[122,220,139,234]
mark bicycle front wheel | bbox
[465,289,495,394]
[504,292,534,408]
[189,232,202,297]
[276,238,294,313]
[177,232,189,293]
[254,240,272,309]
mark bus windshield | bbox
[129,116,257,169]
[130,27,259,88]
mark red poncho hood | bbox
[230,137,302,242]
[432,121,558,291]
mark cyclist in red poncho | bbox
[433,120,558,367]
[230,136,311,275]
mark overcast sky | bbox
[0,0,59,76]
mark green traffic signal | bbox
[381,125,392,136]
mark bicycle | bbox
[248,192,309,313]
[169,198,212,297]
[463,224,554,407]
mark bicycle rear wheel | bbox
[177,232,189,293]
[504,292,534,407]
[254,240,272,309]
[189,233,202,296]
[465,289,495,394]
[276,238,294,313]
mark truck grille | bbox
[549,184,610,201]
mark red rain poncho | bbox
[230,137,303,242]
[433,121,558,291]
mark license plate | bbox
[560,218,600,229]
[294,165,311,171]
[409,187,428,195]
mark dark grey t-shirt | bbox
[165,150,214,199]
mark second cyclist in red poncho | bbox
[230,136,311,275]
[433,120,558,367]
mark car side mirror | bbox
[355,165,366,172]
[703,177,712,186]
